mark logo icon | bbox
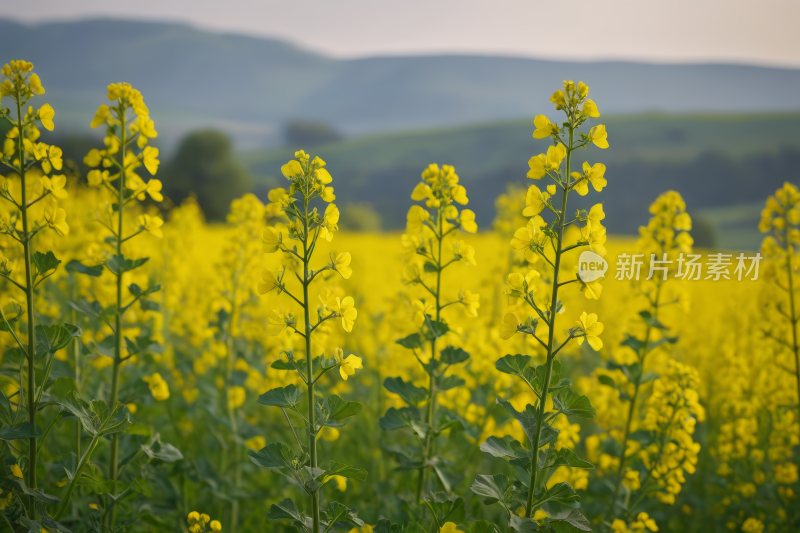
[578,251,608,282]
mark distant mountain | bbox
[2,18,800,149]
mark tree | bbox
[162,130,251,220]
[284,120,343,147]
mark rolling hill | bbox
[1,18,800,149]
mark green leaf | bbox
[598,375,616,388]
[106,254,149,275]
[495,354,532,377]
[258,385,302,408]
[248,442,297,469]
[479,436,530,462]
[441,346,469,365]
[549,510,592,532]
[436,374,465,391]
[553,389,596,419]
[267,498,312,533]
[65,259,103,277]
[384,377,427,407]
[68,299,103,319]
[423,261,439,273]
[532,481,580,510]
[374,520,412,533]
[141,435,183,462]
[397,333,422,350]
[124,336,158,356]
[539,448,594,471]
[471,521,500,533]
[59,391,99,435]
[548,378,572,393]
[98,402,132,436]
[31,251,60,281]
[314,460,368,489]
[421,492,465,529]
[638,310,667,329]
[496,397,558,449]
[323,501,365,528]
[35,323,82,352]
[620,334,644,352]
[425,316,450,338]
[0,421,43,441]
[325,395,362,420]
[509,516,539,533]
[12,476,61,504]
[379,407,419,431]
[533,360,562,391]
[140,300,160,311]
[470,474,514,509]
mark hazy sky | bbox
[3,0,800,68]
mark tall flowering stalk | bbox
[605,191,694,519]
[251,150,366,533]
[79,82,164,497]
[381,163,480,510]
[0,60,80,518]
[472,80,608,531]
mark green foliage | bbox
[161,129,252,220]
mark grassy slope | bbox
[240,113,800,245]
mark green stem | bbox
[15,94,37,519]
[53,433,102,521]
[608,277,663,518]
[416,208,444,504]
[302,186,320,533]
[225,291,240,530]
[784,242,800,443]
[526,127,572,517]
[108,102,127,523]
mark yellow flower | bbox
[142,373,170,401]
[584,222,607,256]
[125,403,137,415]
[589,124,609,149]
[138,214,164,238]
[281,160,303,179]
[412,299,434,326]
[87,169,108,187]
[210,520,222,532]
[611,520,629,533]
[575,312,603,350]
[504,270,539,304]
[499,312,520,340]
[246,436,266,450]
[44,203,69,236]
[228,386,246,409]
[38,104,55,131]
[402,264,421,285]
[321,186,336,202]
[741,518,764,533]
[411,182,433,201]
[634,513,658,532]
[406,205,431,232]
[439,523,464,533]
[550,90,566,109]
[571,162,607,196]
[142,179,163,201]
[262,226,281,253]
[40,174,67,199]
[142,146,160,175]
[90,105,110,128]
[266,310,292,336]
[582,99,600,117]
[458,208,478,233]
[10,464,23,478]
[510,216,545,263]
[137,115,158,138]
[453,240,477,265]
[587,204,605,225]
[336,296,358,332]
[42,145,63,174]
[579,278,603,299]
[459,289,480,317]
[29,73,45,95]
[523,185,550,216]
[257,269,279,295]
[527,144,567,179]
[339,354,363,380]
[321,203,340,241]
[532,115,559,139]
[330,251,352,279]
[188,512,200,524]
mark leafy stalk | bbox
[525,127,573,517]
